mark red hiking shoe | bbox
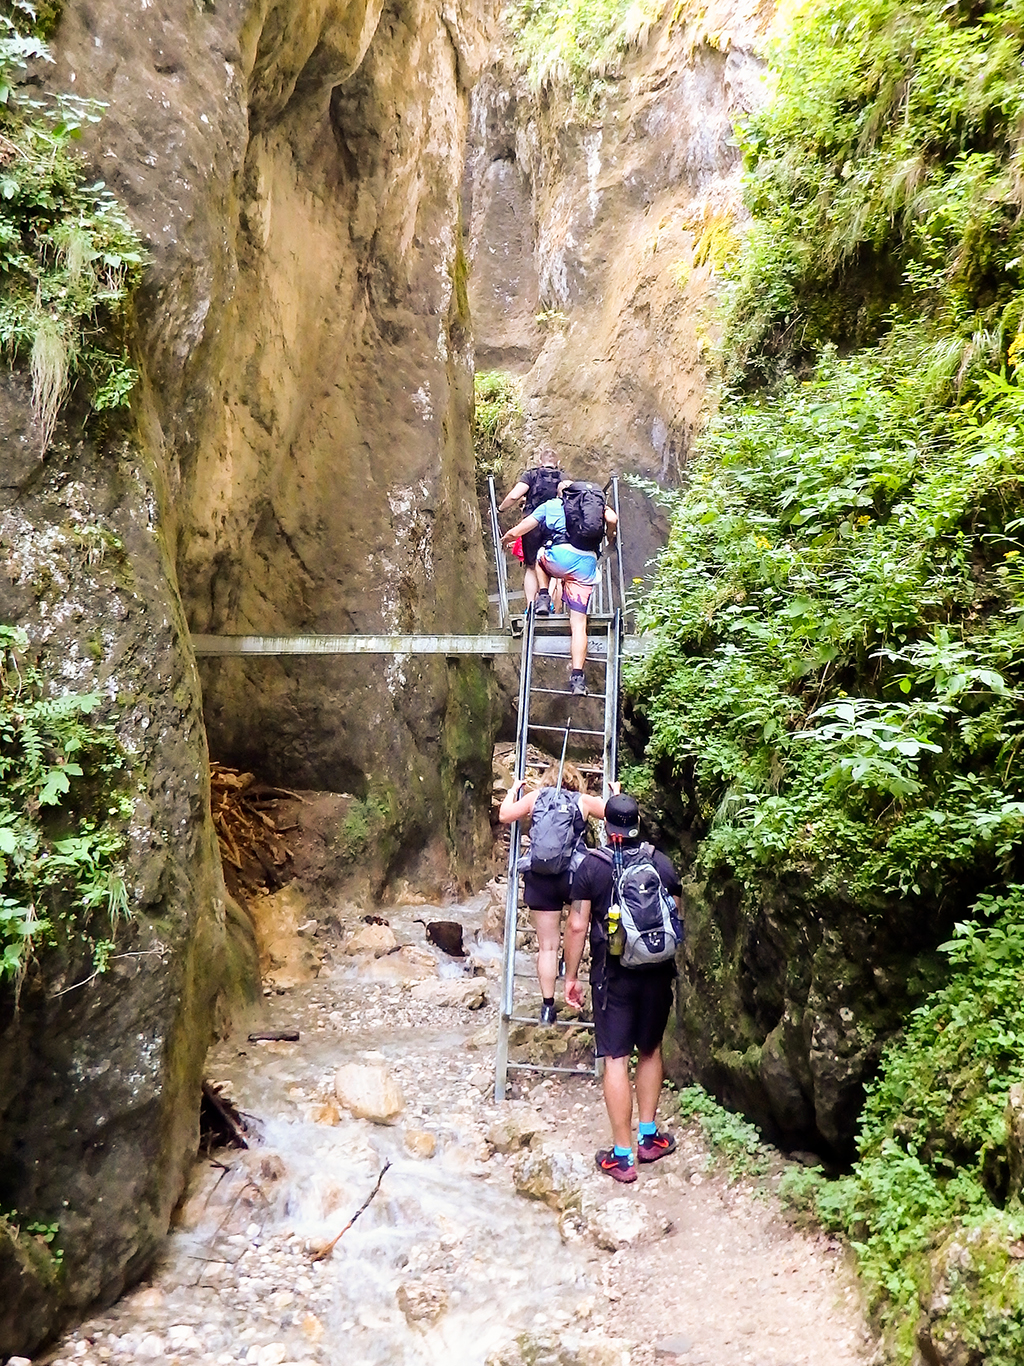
[595,1148,638,1183]
[637,1129,677,1163]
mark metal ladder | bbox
[487,472,626,1098]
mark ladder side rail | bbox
[611,476,627,624]
[495,606,537,1101]
[487,475,511,631]
[602,610,622,798]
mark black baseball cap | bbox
[605,794,640,838]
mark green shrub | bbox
[473,369,524,493]
[505,0,665,106]
[0,11,144,450]
[0,625,131,981]
[678,1083,770,1179]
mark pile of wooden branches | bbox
[210,762,297,902]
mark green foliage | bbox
[0,13,143,450]
[505,0,664,106]
[726,0,1024,380]
[335,794,393,863]
[0,624,131,980]
[678,1083,770,1178]
[803,888,1024,1361]
[473,369,524,492]
[630,343,1024,904]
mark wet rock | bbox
[306,1100,341,1125]
[361,945,437,983]
[136,1334,166,1359]
[419,919,467,957]
[468,1022,500,1050]
[252,885,322,988]
[408,978,488,1009]
[512,1145,588,1212]
[486,1330,633,1366]
[343,923,399,958]
[486,1104,551,1154]
[584,1197,671,1251]
[396,1280,449,1324]
[333,1062,404,1124]
[404,1128,438,1158]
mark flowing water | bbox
[41,895,601,1366]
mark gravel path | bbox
[33,895,874,1366]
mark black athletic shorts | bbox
[521,523,547,569]
[594,963,674,1059]
[523,868,572,912]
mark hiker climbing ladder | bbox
[487,473,627,1098]
[492,605,622,1098]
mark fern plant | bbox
[0,625,131,981]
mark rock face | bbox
[463,0,768,581]
[0,381,242,1354]
[46,0,497,894]
[1,0,494,1352]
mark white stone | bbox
[342,923,398,957]
[136,1336,166,1360]
[408,977,487,1009]
[334,1061,404,1123]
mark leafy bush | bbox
[726,0,1024,379]
[0,9,144,450]
[505,0,664,106]
[0,625,131,982]
[807,889,1024,1361]
[473,369,524,492]
[678,1083,770,1179]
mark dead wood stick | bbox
[247,1031,300,1042]
[201,1080,249,1149]
[309,1160,391,1262]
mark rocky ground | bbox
[26,892,875,1366]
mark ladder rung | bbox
[528,724,606,737]
[508,1014,594,1028]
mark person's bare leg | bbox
[634,1047,664,1126]
[602,1054,634,1150]
[531,909,561,1000]
[569,607,589,670]
[524,566,539,603]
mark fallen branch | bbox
[248,1031,300,1043]
[309,1160,391,1261]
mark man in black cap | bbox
[563,793,681,1183]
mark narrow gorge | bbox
[3,0,1024,1363]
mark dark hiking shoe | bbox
[535,591,552,616]
[569,669,587,696]
[539,1001,558,1025]
[637,1130,677,1163]
[595,1148,637,1183]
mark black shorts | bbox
[521,523,547,569]
[594,962,674,1060]
[523,868,572,912]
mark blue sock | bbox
[639,1121,657,1140]
[613,1144,634,1164]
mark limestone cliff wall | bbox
[0,0,492,1352]
[464,0,767,580]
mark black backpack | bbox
[597,843,682,967]
[524,465,563,515]
[524,786,586,875]
[562,481,606,551]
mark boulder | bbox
[512,1145,588,1212]
[583,1196,671,1251]
[486,1331,633,1366]
[403,1129,437,1159]
[252,884,322,988]
[486,1104,551,1154]
[408,978,488,1009]
[333,1063,404,1124]
[343,923,399,958]
[396,1280,448,1324]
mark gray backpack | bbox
[524,787,586,875]
[598,843,682,967]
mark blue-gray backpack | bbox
[525,786,586,875]
[598,843,682,967]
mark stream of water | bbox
[40,896,602,1366]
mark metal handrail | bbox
[487,475,510,630]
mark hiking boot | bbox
[539,1001,558,1025]
[637,1129,677,1163]
[595,1148,637,1184]
[569,669,587,696]
[535,590,552,616]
